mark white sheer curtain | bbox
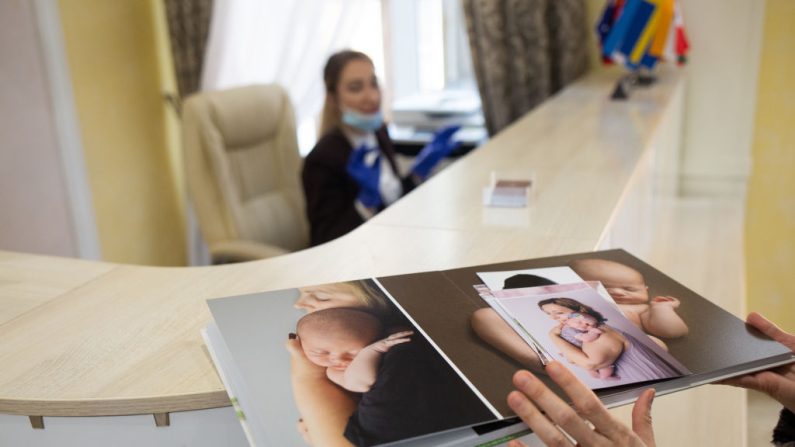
[201,0,385,154]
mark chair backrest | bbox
[182,84,309,253]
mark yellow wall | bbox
[58,0,185,266]
[746,0,795,332]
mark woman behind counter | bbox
[302,50,460,246]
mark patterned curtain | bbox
[164,0,214,102]
[463,0,588,135]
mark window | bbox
[203,0,479,155]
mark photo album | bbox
[202,249,794,446]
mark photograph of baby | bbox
[491,286,690,389]
[286,280,496,446]
[569,258,690,347]
[477,266,585,291]
[295,307,413,393]
[207,280,496,447]
[476,259,690,354]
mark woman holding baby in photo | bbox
[471,257,690,375]
[286,281,489,447]
[538,297,684,382]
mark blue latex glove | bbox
[346,145,383,209]
[410,125,463,180]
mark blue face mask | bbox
[342,108,383,132]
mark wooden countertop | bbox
[0,68,684,417]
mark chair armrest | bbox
[209,240,290,263]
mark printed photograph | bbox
[208,280,495,447]
[477,266,585,291]
[491,285,690,389]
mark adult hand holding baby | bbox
[286,332,358,447]
[286,333,327,379]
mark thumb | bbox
[285,335,304,357]
[747,312,795,351]
[631,388,656,446]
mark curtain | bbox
[463,0,588,135]
[164,0,214,101]
[201,0,383,154]
[181,0,380,264]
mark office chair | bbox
[182,84,309,263]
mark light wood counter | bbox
[0,68,690,422]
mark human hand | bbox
[367,330,413,354]
[550,324,563,337]
[296,417,312,446]
[720,312,795,413]
[286,333,326,379]
[507,362,656,447]
[346,145,382,209]
[650,296,680,309]
[410,125,462,180]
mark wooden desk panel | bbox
[0,68,688,419]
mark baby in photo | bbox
[296,308,412,393]
[562,312,617,380]
[570,258,689,341]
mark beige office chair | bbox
[182,84,309,263]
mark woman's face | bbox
[334,59,381,115]
[541,303,578,323]
[295,285,362,313]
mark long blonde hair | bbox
[319,50,374,136]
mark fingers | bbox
[384,337,412,347]
[511,368,597,445]
[383,331,413,345]
[350,145,368,161]
[507,390,574,446]
[386,330,414,339]
[747,313,795,350]
[727,370,795,399]
[285,335,303,356]
[434,125,461,141]
[631,389,656,447]
[509,364,656,446]
[545,362,619,440]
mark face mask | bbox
[342,108,383,132]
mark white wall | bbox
[0,1,77,257]
[679,0,766,195]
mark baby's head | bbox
[565,312,599,331]
[503,274,556,290]
[296,308,382,371]
[570,258,649,305]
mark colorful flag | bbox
[598,0,689,69]
[649,0,674,57]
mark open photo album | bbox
[203,249,794,446]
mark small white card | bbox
[483,179,532,208]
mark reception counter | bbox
[0,67,746,445]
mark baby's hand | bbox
[651,295,681,308]
[368,330,413,354]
